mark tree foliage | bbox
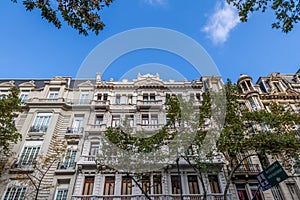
[0,87,22,175]
[227,0,300,33]
[11,0,113,36]
[217,80,300,199]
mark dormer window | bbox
[273,82,282,92]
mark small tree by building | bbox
[0,86,22,176]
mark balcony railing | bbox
[91,100,110,106]
[57,161,76,170]
[87,124,107,132]
[235,164,261,173]
[29,126,48,132]
[71,194,232,200]
[137,100,163,105]
[66,127,84,134]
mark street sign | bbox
[256,161,289,191]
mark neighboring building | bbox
[235,70,300,200]
[0,70,299,200]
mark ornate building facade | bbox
[0,70,299,200]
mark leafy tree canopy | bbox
[227,0,300,33]
[0,87,22,155]
[11,0,113,36]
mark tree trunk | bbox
[128,174,152,200]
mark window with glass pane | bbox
[249,184,263,200]
[171,175,181,194]
[142,176,151,194]
[121,176,132,195]
[142,114,149,125]
[125,115,134,127]
[48,92,59,99]
[55,189,68,200]
[188,175,200,194]
[115,95,120,104]
[3,187,26,200]
[249,98,257,111]
[104,176,115,195]
[150,94,155,103]
[72,117,83,133]
[95,115,104,125]
[236,184,249,200]
[208,175,220,193]
[153,175,162,194]
[31,113,52,132]
[80,92,89,104]
[143,94,148,103]
[82,177,94,195]
[128,95,132,104]
[151,115,158,128]
[89,142,99,161]
[111,115,120,127]
[63,145,77,168]
[19,93,28,104]
[19,144,41,166]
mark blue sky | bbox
[0,0,299,82]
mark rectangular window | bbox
[142,114,149,125]
[150,94,155,103]
[80,92,89,104]
[208,175,220,193]
[188,175,200,194]
[104,176,115,195]
[71,116,84,133]
[142,176,151,194]
[89,142,99,161]
[249,184,263,200]
[128,95,133,104]
[236,184,249,200]
[55,181,69,200]
[196,93,201,101]
[30,113,52,132]
[273,82,282,92]
[48,92,59,99]
[95,115,104,125]
[62,145,77,168]
[115,95,121,104]
[19,141,42,166]
[55,189,68,200]
[0,90,8,99]
[125,115,134,127]
[249,98,257,111]
[121,176,132,195]
[153,175,162,194]
[19,92,28,104]
[3,187,26,200]
[82,177,94,195]
[151,114,158,128]
[171,175,181,194]
[143,94,148,103]
[111,115,120,127]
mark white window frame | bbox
[54,183,69,200]
[3,184,26,200]
[31,113,52,132]
[19,141,42,166]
